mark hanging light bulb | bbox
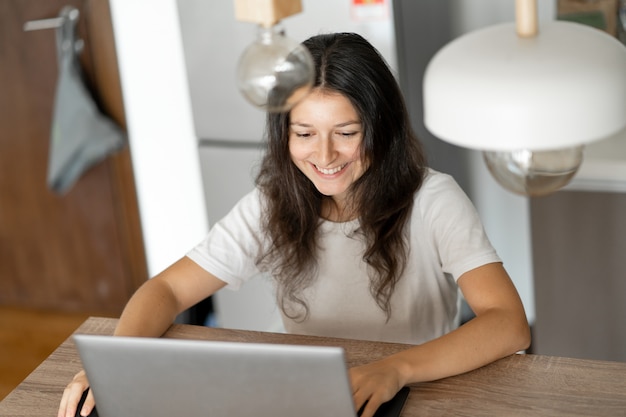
[423,0,626,196]
[483,146,584,196]
[234,0,314,112]
[237,23,314,112]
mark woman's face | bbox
[288,90,367,206]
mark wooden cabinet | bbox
[531,190,626,362]
[0,0,147,315]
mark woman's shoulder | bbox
[215,187,264,226]
[418,168,465,198]
[233,187,264,208]
[412,168,480,225]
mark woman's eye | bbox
[337,131,358,137]
[294,132,312,138]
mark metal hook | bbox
[23,17,66,31]
[23,7,79,31]
[23,6,84,54]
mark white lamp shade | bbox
[423,21,626,151]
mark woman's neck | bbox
[321,198,358,222]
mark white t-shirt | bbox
[187,169,501,344]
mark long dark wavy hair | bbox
[255,32,428,320]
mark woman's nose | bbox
[317,137,336,165]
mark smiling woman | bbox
[288,90,367,219]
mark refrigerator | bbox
[176,0,399,331]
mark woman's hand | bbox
[58,369,93,417]
[349,358,407,417]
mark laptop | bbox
[73,334,409,417]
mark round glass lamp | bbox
[423,0,626,196]
[237,24,314,112]
[234,0,314,112]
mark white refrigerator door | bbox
[197,146,285,331]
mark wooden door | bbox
[0,0,147,315]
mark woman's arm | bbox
[58,256,227,417]
[350,262,531,417]
[114,256,227,337]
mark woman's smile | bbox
[314,162,348,176]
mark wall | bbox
[108,0,208,277]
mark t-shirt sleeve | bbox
[186,189,266,290]
[418,171,501,281]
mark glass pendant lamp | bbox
[423,0,626,196]
[234,0,314,113]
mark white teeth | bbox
[316,164,345,175]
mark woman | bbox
[59,33,530,417]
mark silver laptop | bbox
[74,334,358,417]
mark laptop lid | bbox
[73,334,357,417]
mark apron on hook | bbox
[47,6,125,194]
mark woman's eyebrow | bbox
[290,122,312,127]
[290,121,361,128]
[335,120,361,128]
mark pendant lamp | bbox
[234,0,314,113]
[423,0,626,196]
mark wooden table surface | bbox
[1,317,625,416]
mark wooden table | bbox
[1,317,625,416]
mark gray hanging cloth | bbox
[47,7,125,194]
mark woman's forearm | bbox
[112,257,227,338]
[389,307,530,385]
[386,262,532,384]
[113,277,182,337]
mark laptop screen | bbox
[74,334,357,417]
